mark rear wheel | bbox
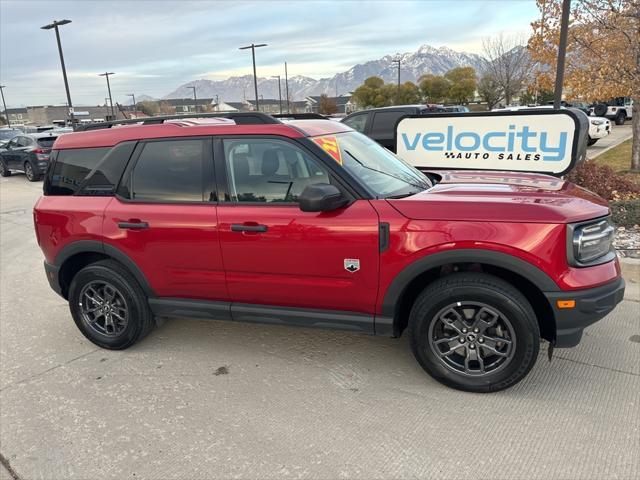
[0,160,10,177]
[615,111,626,125]
[68,260,155,349]
[24,161,40,182]
[408,272,540,393]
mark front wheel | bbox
[587,136,597,146]
[408,272,540,393]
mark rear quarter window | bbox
[44,147,111,195]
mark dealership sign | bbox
[395,110,587,176]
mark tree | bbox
[352,76,393,108]
[419,74,450,103]
[318,94,339,114]
[477,73,502,110]
[519,88,555,106]
[528,0,640,171]
[397,81,422,105]
[138,100,159,117]
[482,33,531,106]
[444,67,477,104]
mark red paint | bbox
[216,201,379,312]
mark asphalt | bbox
[1,175,639,480]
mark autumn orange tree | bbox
[528,0,640,171]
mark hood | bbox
[389,170,609,223]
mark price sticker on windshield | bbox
[312,136,343,165]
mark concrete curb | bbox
[618,253,639,301]
[588,132,633,159]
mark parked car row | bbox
[492,105,612,146]
[0,131,59,181]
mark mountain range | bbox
[161,44,487,102]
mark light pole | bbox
[128,93,136,112]
[99,72,115,119]
[391,58,401,104]
[188,86,198,113]
[0,86,10,127]
[215,94,219,111]
[272,75,282,114]
[104,98,110,118]
[239,43,267,111]
[284,62,291,114]
[41,19,74,128]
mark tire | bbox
[587,137,597,146]
[408,272,540,393]
[593,103,607,117]
[68,259,155,349]
[24,161,40,182]
[0,160,10,177]
[614,111,626,125]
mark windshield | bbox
[318,132,432,198]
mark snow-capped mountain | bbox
[163,44,487,101]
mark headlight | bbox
[568,217,615,266]
[591,119,606,125]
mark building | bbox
[2,104,126,127]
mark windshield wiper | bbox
[386,191,420,199]
[343,150,429,191]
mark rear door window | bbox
[370,111,407,136]
[343,113,369,133]
[129,139,208,202]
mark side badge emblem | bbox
[344,259,360,273]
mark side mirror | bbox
[299,183,348,212]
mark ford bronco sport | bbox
[34,113,625,392]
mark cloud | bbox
[0,0,538,106]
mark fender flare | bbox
[54,240,155,297]
[380,248,560,318]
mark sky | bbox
[0,0,539,107]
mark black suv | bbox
[341,105,444,152]
[0,132,58,181]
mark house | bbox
[305,95,355,114]
[163,98,217,114]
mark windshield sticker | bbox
[312,136,343,165]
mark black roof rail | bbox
[74,112,281,132]
[272,113,328,120]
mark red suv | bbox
[33,113,625,392]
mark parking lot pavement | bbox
[587,123,632,158]
[1,175,639,480]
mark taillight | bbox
[33,148,49,154]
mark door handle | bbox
[118,221,149,230]
[230,223,268,233]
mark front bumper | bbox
[545,277,625,347]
